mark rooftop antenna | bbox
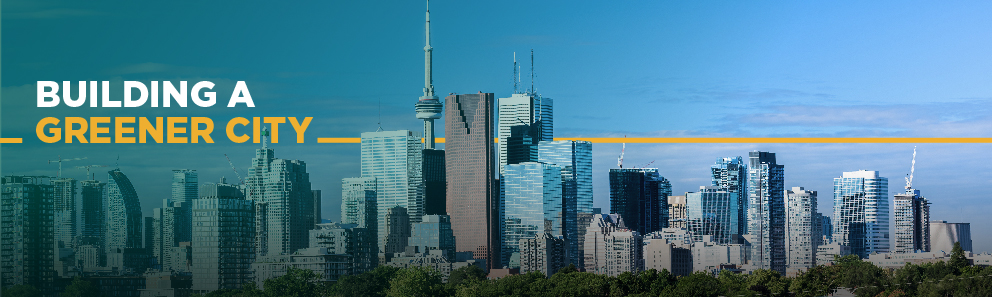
[376,98,383,132]
[513,52,519,94]
[115,155,119,170]
[530,49,535,95]
[905,146,917,190]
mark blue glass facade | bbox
[500,162,563,267]
[686,186,740,245]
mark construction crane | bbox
[224,154,245,185]
[74,165,108,180]
[637,160,655,168]
[48,156,87,178]
[905,146,917,190]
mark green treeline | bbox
[6,243,991,297]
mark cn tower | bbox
[415,0,443,149]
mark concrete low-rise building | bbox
[384,249,483,282]
[140,271,192,297]
[868,251,992,269]
[252,247,352,288]
[691,235,747,275]
[816,242,852,266]
[643,238,692,276]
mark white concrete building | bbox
[786,187,822,275]
[583,214,642,276]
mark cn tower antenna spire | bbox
[423,0,434,98]
[415,0,443,150]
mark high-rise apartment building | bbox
[341,177,378,231]
[191,181,255,292]
[712,157,747,235]
[930,221,972,253]
[152,200,189,272]
[786,187,821,273]
[383,206,411,263]
[361,130,424,251]
[79,179,106,266]
[518,233,567,276]
[246,142,315,256]
[668,196,687,229]
[747,151,786,273]
[53,178,76,250]
[686,186,740,245]
[833,170,890,258]
[172,170,197,244]
[894,189,930,253]
[312,190,322,224]
[310,223,378,274]
[538,140,593,267]
[1,176,56,296]
[500,162,563,266]
[497,93,553,174]
[172,169,198,204]
[583,214,642,276]
[106,169,145,271]
[609,168,671,235]
[409,215,457,260]
[445,92,499,269]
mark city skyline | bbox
[4,0,992,256]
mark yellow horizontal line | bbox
[317,138,361,143]
[317,137,992,144]
[552,137,992,143]
[0,138,23,144]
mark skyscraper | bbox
[538,140,593,267]
[361,130,424,250]
[685,186,740,244]
[445,92,498,269]
[341,177,377,231]
[668,196,687,229]
[171,170,197,244]
[106,169,144,270]
[53,178,77,250]
[310,223,378,274]
[1,176,56,296]
[929,221,972,253]
[686,186,740,245]
[500,162,563,266]
[79,179,106,266]
[172,169,198,204]
[409,215,457,260]
[497,93,553,174]
[312,190,322,224]
[383,206,411,262]
[747,151,786,273]
[833,170,890,258]
[583,214,642,276]
[894,189,930,253]
[192,181,255,292]
[246,140,315,256]
[423,149,446,216]
[152,200,187,272]
[609,168,671,235]
[712,157,747,235]
[786,187,821,273]
[518,233,567,276]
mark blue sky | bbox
[4,1,992,252]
